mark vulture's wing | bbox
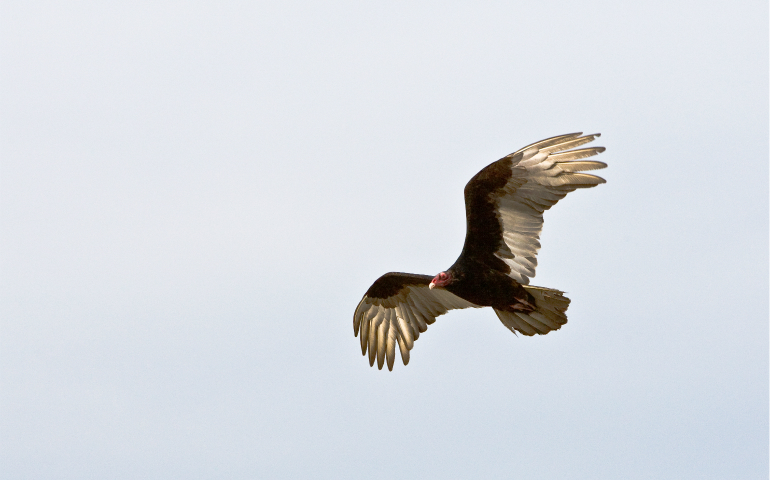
[462,133,606,284]
[354,272,481,370]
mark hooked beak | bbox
[429,282,435,290]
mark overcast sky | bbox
[1,1,767,479]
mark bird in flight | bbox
[353,132,607,370]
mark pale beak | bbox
[429,282,435,290]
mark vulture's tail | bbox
[494,286,571,336]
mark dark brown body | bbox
[445,257,535,311]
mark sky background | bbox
[1,1,768,479]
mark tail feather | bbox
[494,286,570,336]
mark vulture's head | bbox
[429,271,453,289]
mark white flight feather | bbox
[492,133,606,283]
[353,283,481,370]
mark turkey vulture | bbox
[353,132,607,370]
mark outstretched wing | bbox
[461,132,607,284]
[353,272,480,370]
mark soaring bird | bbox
[353,132,607,370]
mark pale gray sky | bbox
[1,1,767,479]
